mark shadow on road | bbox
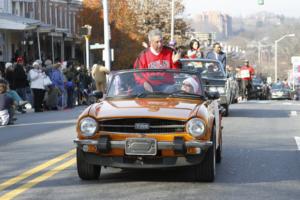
[215,146,300,184]
[0,106,86,146]
[229,108,291,118]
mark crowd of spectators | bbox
[0,57,93,126]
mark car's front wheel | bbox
[222,104,229,117]
[194,126,216,182]
[76,148,101,180]
[216,130,222,163]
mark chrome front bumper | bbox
[74,139,212,150]
[74,138,213,169]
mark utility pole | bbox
[274,33,295,82]
[170,0,175,41]
[102,0,111,71]
[80,25,92,73]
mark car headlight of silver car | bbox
[209,86,225,94]
[186,118,206,137]
[217,87,225,94]
[208,87,217,92]
[79,117,98,137]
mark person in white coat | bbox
[28,62,46,112]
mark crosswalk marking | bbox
[295,137,300,151]
[290,111,298,117]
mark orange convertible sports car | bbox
[74,69,223,182]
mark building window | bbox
[49,4,52,24]
[73,13,75,34]
[59,6,63,28]
[69,12,73,34]
[45,0,48,24]
[65,8,68,29]
[68,12,72,31]
[55,5,58,27]
[12,2,17,15]
[57,6,60,27]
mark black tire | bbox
[76,148,101,180]
[216,130,222,163]
[232,97,238,104]
[222,104,229,117]
[194,126,216,182]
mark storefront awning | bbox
[38,23,55,33]
[0,13,41,30]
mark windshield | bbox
[271,82,290,90]
[252,78,263,85]
[106,70,203,98]
[271,83,284,90]
[180,60,226,78]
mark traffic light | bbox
[79,25,92,36]
[258,0,264,5]
[79,27,89,36]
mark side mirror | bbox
[206,91,220,100]
[92,90,103,99]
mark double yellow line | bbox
[0,149,76,200]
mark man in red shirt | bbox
[133,29,180,92]
[240,60,255,100]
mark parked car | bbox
[248,77,270,100]
[74,69,223,182]
[180,59,233,116]
[270,82,293,100]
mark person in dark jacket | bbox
[206,42,226,71]
[4,62,15,90]
[13,57,28,101]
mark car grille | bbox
[98,118,186,133]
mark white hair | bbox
[148,29,162,42]
[183,77,199,93]
[32,61,40,68]
[5,62,12,69]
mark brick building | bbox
[0,0,83,65]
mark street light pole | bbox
[82,25,92,73]
[102,0,111,71]
[170,0,175,41]
[274,33,295,82]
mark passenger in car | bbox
[206,42,226,71]
[182,77,199,93]
[187,39,204,59]
[133,29,181,93]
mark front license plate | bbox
[125,138,157,156]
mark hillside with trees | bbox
[189,11,300,80]
[79,0,188,70]
[226,12,300,80]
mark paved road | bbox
[0,101,300,200]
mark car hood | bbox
[89,98,205,120]
[202,78,226,86]
[271,89,284,92]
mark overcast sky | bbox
[183,0,300,18]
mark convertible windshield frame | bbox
[179,58,226,78]
[105,69,205,99]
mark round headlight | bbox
[217,87,225,94]
[79,117,98,137]
[186,118,206,137]
[209,87,217,92]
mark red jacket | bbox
[133,47,179,86]
[240,65,255,81]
